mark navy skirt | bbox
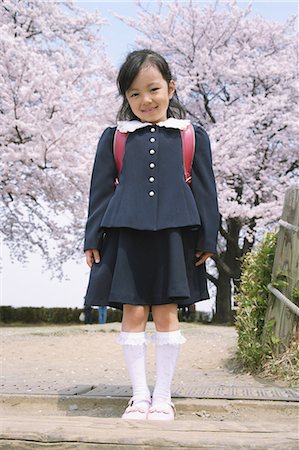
[84,227,209,310]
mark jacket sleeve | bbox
[191,125,220,254]
[84,127,117,252]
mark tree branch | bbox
[206,272,219,286]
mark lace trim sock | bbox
[151,329,187,346]
[117,331,151,404]
[152,330,186,404]
[117,331,148,346]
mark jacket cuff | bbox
[84,229,105,252]
[196,235,217,254]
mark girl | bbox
[84,49,219,421]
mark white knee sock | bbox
[117,331,151,403]
[152,330,186,404]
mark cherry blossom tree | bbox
[0,0,118,274]
[117,0,299,321]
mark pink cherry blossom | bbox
[1,0,119,274]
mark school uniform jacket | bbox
[84,118,220,254]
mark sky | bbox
[75,0,299,66]
[1,0,298,311]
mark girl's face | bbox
[125,65,175,123]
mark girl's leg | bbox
[149,304,186,420]
[121,304,150,332]
[118,305,151,419]
[151,303,180,332]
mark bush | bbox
[0,306,122,324]
[235,231,278,372]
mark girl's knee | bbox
[122,305,149,331]
[151,304,179,331]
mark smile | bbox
[141,106,158,113]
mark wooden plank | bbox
[263,187,299,352]
[0,415,298,449]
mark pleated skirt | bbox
[84,227,209,310]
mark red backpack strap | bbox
[180,123,195,184]
[113,129,127,185]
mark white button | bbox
[149,177,155,182]
[149,163,155,169]
[149,149,155,155]
[150,127,156,132]
[150,137,155,143]
[149,191,155,197]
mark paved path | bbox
[1,323,298,449]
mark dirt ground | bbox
[1,322,298,450]
[0,321,289,395]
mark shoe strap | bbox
[126,397,151,414]
[149,401,176,415]
[128,397,151,407]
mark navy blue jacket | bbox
[84,123,219,253]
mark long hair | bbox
[116,49,186,121]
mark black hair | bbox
[116,49,186,121]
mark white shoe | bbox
[147,400,176,421]
[121,397,151,420]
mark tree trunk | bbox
[214,266,233,323]
[207,216,256,323]
[212,218,243,323]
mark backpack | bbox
[113,123,195,186]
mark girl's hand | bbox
[85,249,101,268]
[195,251,214,266]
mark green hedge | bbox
[0,306,122,324]
[235,231,278,372]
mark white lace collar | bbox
[117,118,191,133]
